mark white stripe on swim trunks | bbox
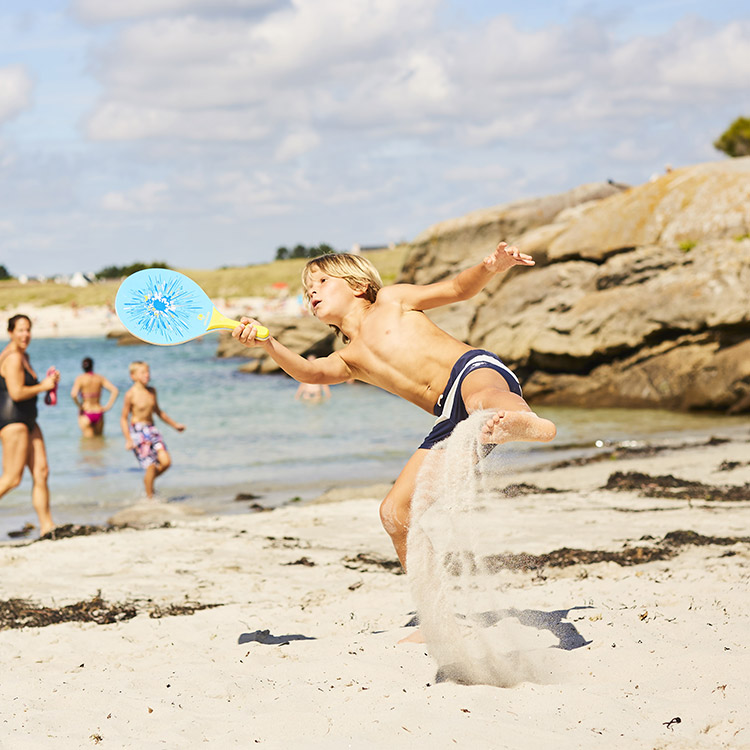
[433,354,520,425]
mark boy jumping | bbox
[232,242,556,568]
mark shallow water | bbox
[1,336,748,539]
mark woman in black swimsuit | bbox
[0,314,59,536]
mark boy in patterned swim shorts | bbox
[120,360,185,498]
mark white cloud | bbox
[6,2,750,276]
[84,6,703,155]
[609,138,661,163]
[443,163,513,183]
[212,171,292,215]
[0,65,33,124]
[73,0,281,24]
[659,19,750,90]
[84,0,443,142]
[87,101,271,141]
[101,181,169,212]
[275,128,320,161]
[465,113,541,147]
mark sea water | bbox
[1,336,748,539]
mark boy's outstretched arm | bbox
[386,241,534,311]
[153,395,185,432]
[232,320,352,385]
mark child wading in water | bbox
[120,361,185,499]
[232,243,556,568]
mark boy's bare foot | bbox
[398,628,425,644]
[481,410,556,445]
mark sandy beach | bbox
[4,303,126,339]
[2,424,749,749]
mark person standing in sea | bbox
[0,314,59,536]
[71,357,119,438]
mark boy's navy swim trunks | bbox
[419,349,522,450]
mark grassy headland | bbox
[0,245,409,310]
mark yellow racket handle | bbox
[207,308,270,340]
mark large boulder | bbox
[399,158,750,413]
[545,158,750,261]
[398,182,624,285]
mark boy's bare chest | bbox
[352,306,417,356]
[344,308,443,380]
[131,388,155,411]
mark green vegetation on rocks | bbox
[714,116,750,158]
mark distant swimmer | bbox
[295,356,331,402]
[232,243,556,572]
[71,357,119,438]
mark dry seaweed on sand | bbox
[0,591,222,630]
[476,528,750,574]
[38,523,118,541]
[342,552,404,574]
[500,482,563,497]
[148,601,223,619]
[3,523,119,545]
[7,523,36,539]
[603,471,750,502]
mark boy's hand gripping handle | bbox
[207,308,270,340]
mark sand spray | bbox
[406,411,557,687]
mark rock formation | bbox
[216,157,750,413]
[400,157,750,414]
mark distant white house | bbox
[349,242,395,255]
[15,272,92,286]
[69,271,90,288]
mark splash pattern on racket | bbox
[119,272,204,344]
[116,267,269,345]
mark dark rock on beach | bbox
[106,330,147,346]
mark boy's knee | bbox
[379,493,408,537]
[157,451,171,470]
[32,464,49,484]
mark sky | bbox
[1,1,749,277]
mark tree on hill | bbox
[274,243,336,261]
[0,264,11,280]
[95,261,171,280]
[308,243,334,257]
[714,117,750,157]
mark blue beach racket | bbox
[115,268,270,346]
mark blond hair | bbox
[301,253,383,341]
[129,360,148,375]
[302,253,382,306]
